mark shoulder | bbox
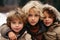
[21,31,32,40]
[0,34,9,40]
[53,22,60,33]
[49,22,60,34]
[1,24,10,33]
[22,31,31,38]
[0,24,9,30]
[54,27,60,34]
[0,24,11,38]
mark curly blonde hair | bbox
[22,1,44,20]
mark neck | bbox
[30,26,39,33]
[12,30,19,35]
[15,32,19,35]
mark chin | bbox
[14,31,20,33]
[30,23,35,25]
[45,24,51,27]
[45,24,51,26]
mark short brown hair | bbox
[7,8,26,27]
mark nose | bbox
[32,16,35,20]
[45,18,49,21]
[16,24,19,27]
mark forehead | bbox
[44,11,49,16]
[11,16,23,22]
[29,7,40,14]
[43,11,55,18]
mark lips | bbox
[45,22,50,24]
[14,28,20,30]
[31,21,36,24]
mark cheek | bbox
[35,17,39,21]
[43,19,46,23]
[43,19,54,24]
[11,24,15,29]
[27,17,31,21]
[50,19,54,23]
[19,24,23,28]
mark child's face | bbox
[43,11,54,27]
[11,19,24,33]
[27,8,40,26]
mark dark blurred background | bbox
[0,0,60,12]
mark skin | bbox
[9,19,24,40]
[8,7,41,40]
[43,11,54,27]
[27,8,40,26]
[11,19,24,34]
[8,32,17,40]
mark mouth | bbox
[14,28,20,30]
[45,22,50,24]
[31,21,36,24]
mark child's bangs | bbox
[10,14,23,22]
